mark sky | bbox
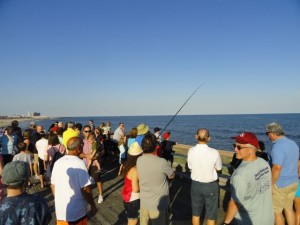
[0,0,299,117]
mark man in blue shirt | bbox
[266,122,299,225]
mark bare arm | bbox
[29,163,33,176]
[79,152,88,159]
[43,156,47,170]
[44,154,49,170]
[272,164,282,186]
[224,199,239,224]
[51,184,55,195]
[23,139,30,150]
[44,154,49,162]
[81,186,97,216]
[79,152,94,160]
[131,167,139,193]
[168,172,175,179]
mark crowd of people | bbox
[0,119,299,225]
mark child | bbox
[118,136,127,176]
[87,134,101,173]
[161,131,177,167]
[13,142,33,176]
[12,142,33,188]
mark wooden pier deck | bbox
[25,145,233,225]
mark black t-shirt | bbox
[161,140,176,160]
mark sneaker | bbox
[98,195,103,204]
[34,175,40,180]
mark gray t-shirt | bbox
[13,152,33,165]
[231,158,274,225]
[137,154,174,210]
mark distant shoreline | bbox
[0,116,51,128]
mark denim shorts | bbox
[124,199,140,219]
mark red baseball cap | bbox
[231,132,259,148]
[163,132,170,140]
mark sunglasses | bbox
[84,130,91,133]
[233,144,248,150]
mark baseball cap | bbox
[2,161,30,186]
[163,132,170,140]
[231,132,259,148]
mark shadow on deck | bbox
[27,160,230,225]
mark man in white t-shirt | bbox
[187,128,222,225]
[51,137,97,224]
[35,130,48,189]
[112,122,125,142]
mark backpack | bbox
[50,147,65,172]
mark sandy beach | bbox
[0,118,32,128]
[0,117,49,128]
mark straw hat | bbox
[137,123,149,135]
[128,142,143,156]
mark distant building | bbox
[32,112,41,117]
[27,112,41,117]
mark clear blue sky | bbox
[0,0,299,117]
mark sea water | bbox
[20,113,300,152]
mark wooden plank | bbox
[20,157,229,225]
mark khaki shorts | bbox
[140,208,169,225]
[273,182,298,213]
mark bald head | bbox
[196,128,210,143]
[67,137,82,153]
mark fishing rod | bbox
[159,82,205,136]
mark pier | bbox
[25,144,234,225]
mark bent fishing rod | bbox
[159,82,205,136]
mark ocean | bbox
[19,113,300,153]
